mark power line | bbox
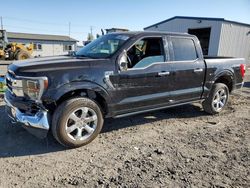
[1,16,105,41]
[2,16,104,29]
[3,24,90,34]
[3,16,67,26]
[1,16,106,38]
[3,24,68,33]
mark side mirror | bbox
[119,52,128,71]
[120,61,128,71]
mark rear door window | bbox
[171,37,197,61]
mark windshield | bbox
[76,34,130,58]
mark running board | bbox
[113,100,202,118]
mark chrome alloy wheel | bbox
[65,107,98,141]
[212,88,227,112]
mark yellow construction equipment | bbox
[0,29,33,60]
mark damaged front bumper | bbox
[4,93,50,138]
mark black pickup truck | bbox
[4,31,246,148]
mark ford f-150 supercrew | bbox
[4,31,247,148]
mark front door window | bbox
[125,37,165,70]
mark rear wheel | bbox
[15,50,31,60]
[52,97,104,148]
[202,83,229,114]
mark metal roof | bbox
[7,32,78,42]
[144,16,250,30]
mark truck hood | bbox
[8,56,109,77]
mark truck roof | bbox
[107,31,192,37]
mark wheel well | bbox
[215,75,233,92]
[56,89,108,115]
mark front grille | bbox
[8,70,16,77]
[6,73,14,93]
[5,72,24,97]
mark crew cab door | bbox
[168,36,205,102]
[109,36,172,115]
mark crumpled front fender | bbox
[43,81,111,104]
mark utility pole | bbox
[68,22,71,37]
[90,26,93,37]
[1,16,3,30]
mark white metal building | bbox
[7,32,78,57]
[144,16,250,63]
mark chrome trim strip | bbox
[167,58,199,63]
[8,70,16,76]
[104,71,115,89]
[122,58,200,72]
[5,73,24,97]
[126,61,167,71]
[235,82,244,86]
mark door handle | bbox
[193,68,203,73]
[158,71,170,76]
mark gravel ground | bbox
[0,79,249,187]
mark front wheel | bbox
[202,83,229,114]
[52,97,104,148]
[15,50,31,60]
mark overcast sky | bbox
[1,0,250,44]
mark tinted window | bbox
[171,38,197,61]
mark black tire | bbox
[52,97,104,148]
[15,50,31,60]
[202,83,229,115]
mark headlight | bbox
[23,78,48,101]
[6,72,48,101]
